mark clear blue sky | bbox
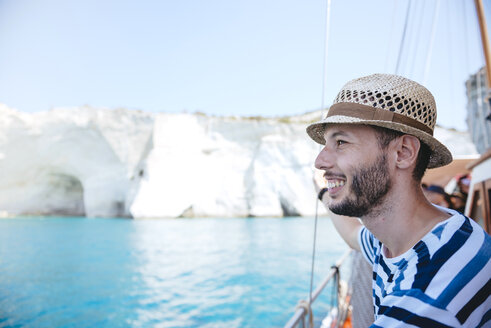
[0,0,489,131]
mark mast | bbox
[474,0,491,88]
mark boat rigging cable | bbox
[306,0,332,326]
[384,1,398,72]
[408,0,426,77]
[423,0,441,85]
[447,1,456,101]
[462,0,470,75]
[395,0,412,74]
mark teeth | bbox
[327,180,345,189]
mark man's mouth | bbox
[327,179,345,190]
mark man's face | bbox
[314,124,392,217]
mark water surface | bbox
[0,217,347,327]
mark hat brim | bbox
[306,115,452,169]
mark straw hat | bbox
[306,74,452,168]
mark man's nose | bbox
[315,146,334,170]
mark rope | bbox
[446,1,456,102]
[296,300,314,328]
[461,0,470,74]
[395,0,412,74]
[305,3,333,328]
[408,0,426,78]
[319,0,332,113]
[309,0,332,313]
[384,0,398,72]
[423,0,441,85]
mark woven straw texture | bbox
[306,74,452,168]
[334,74,437,129]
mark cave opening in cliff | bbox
[40,172,86,216]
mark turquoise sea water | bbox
[0,217,347,328]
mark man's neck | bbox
[361,183,452,258]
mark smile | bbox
[327,180,345,190]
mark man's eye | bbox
[336,140,346,146]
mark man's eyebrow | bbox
[327,131,349,139]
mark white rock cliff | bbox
[0,105,478,218]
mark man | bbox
[307,74,490,327]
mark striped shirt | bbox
[358,208,491,327]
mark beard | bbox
[329,153,392,217]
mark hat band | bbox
[326,103,433,135]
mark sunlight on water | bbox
[0,217,347,327]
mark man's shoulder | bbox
[417,214,489,318]
[397,213,489,296]
[358,212,491,267]
[422,213,490,265]
[372,213,490,327]
[429,212,489,246]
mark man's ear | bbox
[395,135,420,169]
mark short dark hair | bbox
[370,125,431,181]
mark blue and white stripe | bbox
[358,209,491,327]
